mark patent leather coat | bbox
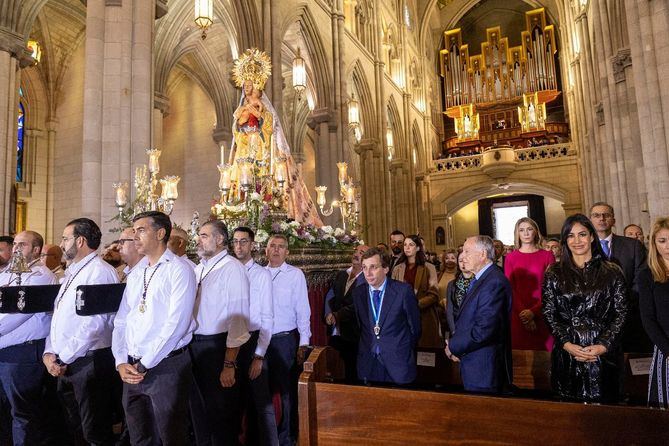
[542,255,628,403]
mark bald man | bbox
[117,227,144,283]
[167,227,196,269]
[40,244,65,281]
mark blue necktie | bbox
[467,277,478,293]
[600,239,610,258]
[372,290,381,317]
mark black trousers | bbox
[238,331,278,446]
[123,350,192,446]
[57,347,115,446]
[0,339,49,446]
[189,333,240,446]
[266,331,298,446]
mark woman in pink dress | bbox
[504,217,555,350]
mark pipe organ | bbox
[440,8,558,112]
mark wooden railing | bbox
[298,347,668,445]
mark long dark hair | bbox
[559,214,605,270]
[397,234,427,266]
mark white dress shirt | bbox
[44,253,119,364]
[266,262,311,346]
[112,249,196,369]
[245,259,273,357]
[193,250,250,348]
[181,254,197,270]
[0,261,58,350]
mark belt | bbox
[272,329,297,338]
[192,332,228,342]
[127,346,188,366]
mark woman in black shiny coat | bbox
[542,214,628,403]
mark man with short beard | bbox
[0,231,57,444]
[117,228,143,283]
[189,220,250,445]
[43,218,119,445]
[388,230,405,275]
[233,226,278,446]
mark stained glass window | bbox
[17,100,25,183]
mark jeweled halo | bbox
[232,48,272,91]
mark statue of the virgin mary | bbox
[229,48,322,227]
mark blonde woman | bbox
[392,235,442,348]
[638,217,669,408]
[504,217,555,350]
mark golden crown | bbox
[232,48,272,91]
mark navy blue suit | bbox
[447,264,512,393]
[353,279,421,385]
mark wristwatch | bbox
[223,360,237,369]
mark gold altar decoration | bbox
[518,92,546,132]
[232,48,272,91]
[440,8,559,111]
[8,251,32,286]
[451,104,480,141]
[110,149,180,229]
[314,162,361,231]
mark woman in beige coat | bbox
[392,235,442,348]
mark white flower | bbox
[255,229,269,243]
[326,235,337,244]
[334,227,345,237]
[321,225,334,234]
[305,233,315,242]
[289,220,300,229]
[279,221,289,231]
[249,192,262,202]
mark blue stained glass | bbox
[17,102,24,182]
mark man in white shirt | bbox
[112,211,196,445]
[40,244,65,281]
[189,220,250,445]
[42,218,119,445]
[0,231,57,444]
[117,227,143,283]
[232,226,278,446]
[265,234,311,446]
[168,226,197,269]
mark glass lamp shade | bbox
[146,149,161,174]
[348,93,360,127]
[194,0,213,30]
[315,186,328,208]
[275,158,288,183]
[292,47,307,93]
[160,176,180,200]
[386,127,394,150]
[238,160,254,187]
[218,164,232,191]
[336,162,348,186]
[112,182,129,207]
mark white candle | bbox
[220,144,225,166]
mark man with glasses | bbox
[232,226,278,446]
[0,231,57,444]
[40,244,65,281]
[189,220,250,445]
[43,218,119,445]
[265,234,310,446]
[353,247,420,385]
[117,228,143,283]
[589,202,650,353]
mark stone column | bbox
[80,0,155,233]
[355,138,381,244]
[153,91,170,151]
[45,118,57,241]
[0,28,31,234]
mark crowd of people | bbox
[326,202,668,408]
[1,201,668,445]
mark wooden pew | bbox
[298,347,669,445]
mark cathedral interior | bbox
[1,0,667,248]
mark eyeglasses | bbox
[231,239,250,246]
[590,213,613,219]
[117,238,134,245]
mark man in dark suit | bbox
[445,235,512,394]
[590,202,652,353]
[324,244,369,382]
[388,230,405,276]
[353,248,421,385]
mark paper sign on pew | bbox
[417,351,436,367]
[629,357,653,376]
